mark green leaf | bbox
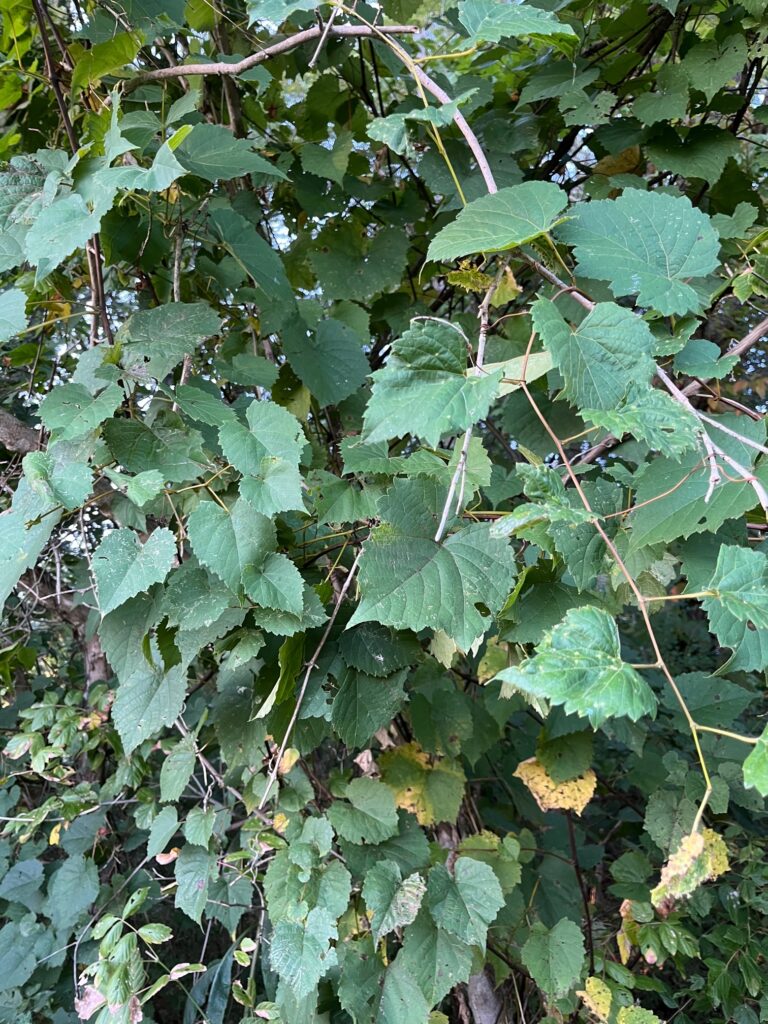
[532,298,656,412]
[494,606,657,727]
[349,481,515,651]
[310,222,411,302]
[175,844,216,923]
[24,449,93,510]
[300,130,353,185]
[102,418,208,482]
[743,725,768,796]
[427,181,567,263]
[0,477,62,608]
[243,552,303,615]
[646,125,739,185]
[24,194,102,281]
[184,807,216,847]
[327,777,399,845]
[47,854,100,932]
[703,545,768,670]
[331,666,408,748]
[147,805,179,858]
[160,736,196,802]
[188,497,275,594]
[282,317,370,407]
[520,918,585,999]
[362,861,426,943]
[38,382,123,440]
[269,907,338,999]
[630,414,767,549]
[209,207,295,314]
[247,0,317,24]
[71,31,141,91]
[0,923,39,991]
[631,65,689,125]
[0,287,27,344]
[557,191,719,314]
[583,390,700,458]
[339,623,421,677]
[113,664,188,753]
[378,958,430,1024]
[175,124,287,182]
[121,301,222,378]
[459,0,576,42]
[426,857,504,949]
[363,320,502,448]
[138,923,173,944]
[681,35,747,102]
[219,400,306,516]
[92,527,176,616]
[400,910,474,1005]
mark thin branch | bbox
[566,811,595,975]
[656,366,721,502]
[126,24,418,91]
[434,275,498,543]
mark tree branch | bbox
[126,24,417,91]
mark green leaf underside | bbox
[494,606,657,727]
[428,181,567,263]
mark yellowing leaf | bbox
[513,757,596,814]
[650,828,729,914]
[278,747,300,775]
[617,1008,664,1024]
[577,976,612,1021]
[593,146,642,177]
[379,742,465,826]
[49,822,63,846]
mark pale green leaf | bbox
[147,805,179,858]
[327,777,399,845]
[113,664,188,753]
[175,844,216,923]
[703,545,768,670]
[428,181,567,262]
[92,527,176,615]
[47,854,99,932]
[426,857,503,949]
[363,320,502,448]
[242,551,304,615]
[459,0,576,42]
[520,918,585,998]
[184,807,216,847]
[494,606,657,727]
[743,725,768,796]
[269,907,338,999]
[557,191,719,314]
[247,0,317,24]
[38,382,123,440]
[630,415,767,548]
[187,498,275,594]
[362,861,426,943]
[25,194,102,281]
[0,287,27,344]
[160,736,196,802]
[532,298,656,411]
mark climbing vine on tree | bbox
[3,0,768,1021]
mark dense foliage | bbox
[3,0,768,1021]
